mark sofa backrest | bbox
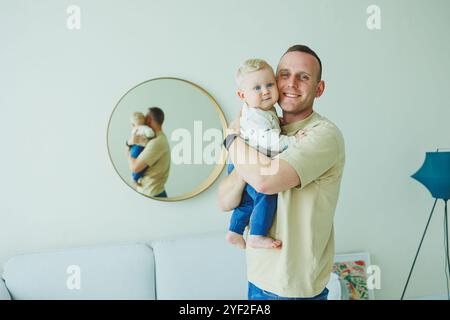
[1,233,343,300]
[151,233,247,300]
[2,244,156,300]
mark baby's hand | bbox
[295,129,308,140]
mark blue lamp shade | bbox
[411,151,450,200]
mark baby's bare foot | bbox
[226,231,246,249]
[247,235,282,249]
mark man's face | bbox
[238,68,279,111]
[145,113,153,127]
[276,51,324,117]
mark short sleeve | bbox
[138,137,163,167]
[278,124,339,189]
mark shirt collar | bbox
[281,111,322,135]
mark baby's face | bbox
[239,68,279,110]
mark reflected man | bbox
[127,107,170,198]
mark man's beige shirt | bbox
[136,131,171,197]
[246,111,345,297]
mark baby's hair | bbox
[236,58,274,87]
[131,112,145,125]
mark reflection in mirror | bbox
[107,78,227,201]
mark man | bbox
[128,107,170,198]
[218,45,345,300]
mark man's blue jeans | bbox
[154,190,167,198]
[248,282,329,300]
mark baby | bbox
[226,58,301,249]
[128,111,155,185]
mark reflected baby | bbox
[128,112,155,185]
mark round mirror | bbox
[107,77,227,201]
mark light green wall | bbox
[1,0,449,299]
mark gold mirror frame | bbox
[107,77,228,202]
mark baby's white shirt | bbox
[132,125,155,139]
[240,104,296,155]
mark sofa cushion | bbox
[2,244,156,300]
[152,233,247,300]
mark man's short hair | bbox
[236,58,274,87]
[283,45,322,81]
[148,107,164,125]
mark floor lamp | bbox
[401,150,450,300]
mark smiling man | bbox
[218,45,345,300]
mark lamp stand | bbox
[401,199,450,300]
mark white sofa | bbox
[0,233,344,300]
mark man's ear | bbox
[237,90,245,101]
[315,80,325,98]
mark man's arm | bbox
[127,149,148,173]
[228,137,300,195]
[218,169,246,211]
[126,135,154,173]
